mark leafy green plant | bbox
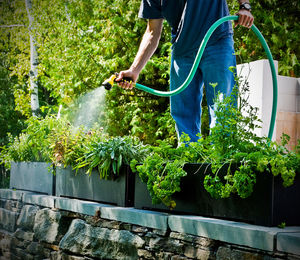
[2,0,298,148]
[278,222,286,229]
[49,120,107,168]
[200,79,299,199]
[0,115,60,167]
[131,140,195,209]
[228,0,299,77]
[0,111,149,182]
[74,136,149,179]
[132,74,300,208]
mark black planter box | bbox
[134,163,300,226]
[56,165,135,207]
[10,162,55,195]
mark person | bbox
[116,0,254,142]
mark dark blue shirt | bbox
[138,0,233,56]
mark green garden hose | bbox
[108,15,278,139]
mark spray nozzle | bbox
[101,74,117,90]
[101,73,133,90]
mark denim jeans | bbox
[170,36,237,142]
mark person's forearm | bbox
[238,0,250,3]
[116,19,163,89]
[130,19,163,74]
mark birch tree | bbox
[25,0,39,117]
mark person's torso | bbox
[160,0,233,56]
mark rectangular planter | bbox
[10,162,55,195]
[55,165,135,207]
[134,163,300,227]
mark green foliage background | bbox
[0,0,299,147]
[228,0,299,76]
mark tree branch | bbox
[0,24,25,28]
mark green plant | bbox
[228,0,299,77]
[48,119,107,168]
[2,0,299,150]
[74,136,149,179]
[0,115,60,167]
[278,222,286,229]
[131,140,195,209]
[200,79,299,199]
[132,74,300,208]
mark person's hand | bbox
[235,9,254,29]
[115,69,139,90]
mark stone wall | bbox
[0,189,300,260]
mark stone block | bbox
[56,197,169,230]
[149,237,183,254]
[137,249,155,259]
[59,219,145,259]
[55,197,104,216]
[3,199,23,212]
[0,231,12,254]
[132,225,148,233]
[12,247,34,260]
[152,229,168,236]
[216,246,231,260]
[11,236,29,249]
[194,237,216,248]
[99,219,122,230]
[171,255,188,260]
[184,246,213,259]
[26,241,47,256]
[50,251,62,260]
[23,193,55,208]
[0,199,5,208]
[277,232,300,256]
[155,251,174,260]
[33,208,65,244]
[0,189,24,201]
[17,205,39,230]
[0,208,19,232]
[14,229,34,241]
[149,237,165,249]
[0,252,12,260]
[170,232,195,243]
[61,253,87,260]
[100,206,169,231]
[168,215,295,252]
[231,249,263,260]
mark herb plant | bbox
[49,121,106,168]
[131,141,194,209]
[74,136,149,179]
[0,116,59,167]
[132,76,300,208]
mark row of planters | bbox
[1,86,300,227]
[2,118,144,207]
[10,162,135,207]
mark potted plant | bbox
[0,116,57,195]
[51,123,149,207]
[131,82,300,226]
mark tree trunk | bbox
[25,0,39,117]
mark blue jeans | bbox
[170,36,237,142]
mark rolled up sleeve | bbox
[138,0,163,19]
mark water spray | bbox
[101,15,278,139]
